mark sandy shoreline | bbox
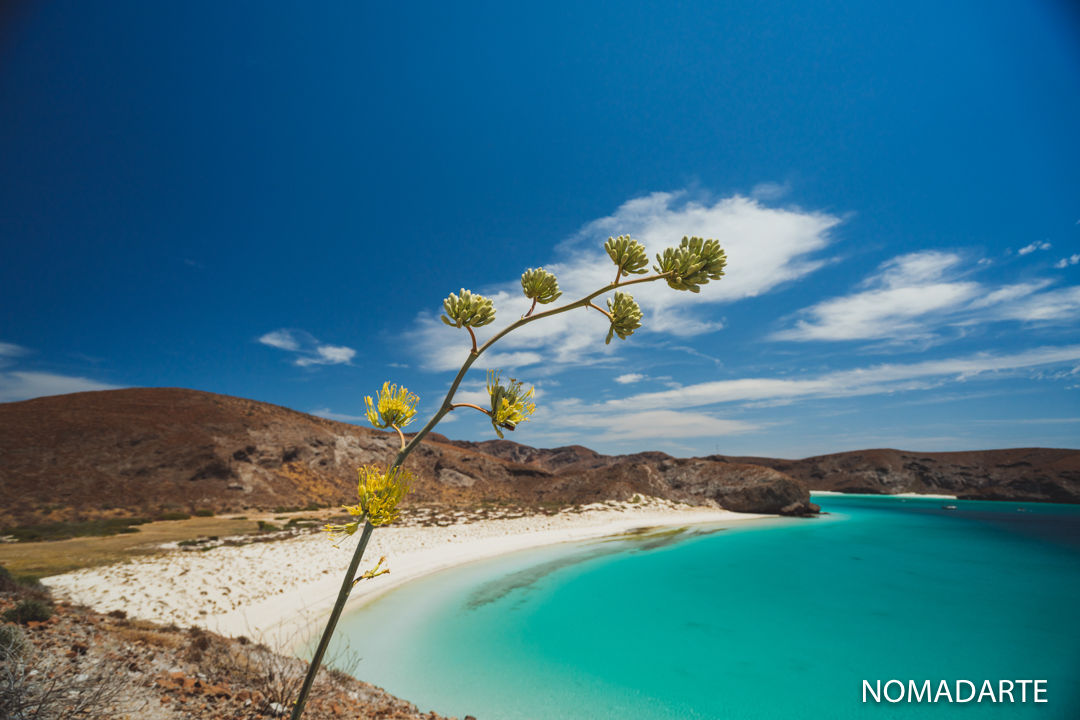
[45,498,769,653]
[810,490,959,499]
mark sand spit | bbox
[45,498,767,653]
[810,490,959,499]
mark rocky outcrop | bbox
[652,458,814,515]
[729,448,1080,504]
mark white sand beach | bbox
[45,498,768,653]
[810,490,959,499]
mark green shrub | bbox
[0,623,28,661]
[0,517,150,543]
[194,509,214,517]
[158,512,191,521]
[2,599,53,624]
[257,521,280,532]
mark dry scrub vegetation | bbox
[0,567,469,720]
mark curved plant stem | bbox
[585,301,613,320]
[289,519,374,720]
[391,424,406,452]
[450,403,491,416]
[290,269,671,719]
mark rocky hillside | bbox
[458,438,1080,504]
[729,448,1080,504]
[0,388,814,528]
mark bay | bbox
[324,496,1080,719]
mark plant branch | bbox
[450,403,491,416]
[391,424,406,451]
[523,296,538,318]
[289,518,375,720]
[292,268,674,720]
[585,301,613,320]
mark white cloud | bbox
[259,328,356,367]
[0,342,29,358]
[995,286,1080,321]
[296,345,356,367]
[0,371,122,403]
[614,373,646,384]
[1018,241,1052,255]
[599,345,1080,412]
[309,408,367,423]
[1054,254,1080,269]
[258,330,300,351]
[750,182,791,201]
[535,408,759,443]
[773,252,980,342]
[774,250,1080,343]
[410,190,842,372]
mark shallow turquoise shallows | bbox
[323,496,1080,719]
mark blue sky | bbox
[2,0,1079,458]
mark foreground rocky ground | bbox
[0,576,467,720]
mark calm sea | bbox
[326,496,1080,719]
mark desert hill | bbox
[4,388,1075,531]
[0,388,812,528]
[727,448,1080,503]
[450,438,1080,504]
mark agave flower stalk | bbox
[289,233,726,720]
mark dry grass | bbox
[111,626,185,649]
[0,510,343,577]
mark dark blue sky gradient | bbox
[2,0,1078,456]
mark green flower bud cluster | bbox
[487,370,536,439]
[604,235,650,277]
[653,236,727,293]
[605,291,643,344]
[364,382,419,429]
[520,267,563,304]
[440,289,496,328]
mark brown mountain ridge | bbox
[1,388,1077,530]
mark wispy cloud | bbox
[309,408,367,423]
[614,373,646,384]
[530,407,760,443]
[598,345,1080,412]
[0,341,121,402]
[1055,254,1080,269]
[409,190,842,372]
[1018,240,1052,255]
[0,342,30,358]
[773,250,1077,343]
[0,371,121,403]
[258,329,356,367]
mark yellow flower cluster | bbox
[364,382,419,429]
[322,465,415,546]
[487,370,536,439]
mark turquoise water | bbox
[326,496,1080,719]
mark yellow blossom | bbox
[364,382,419,429]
